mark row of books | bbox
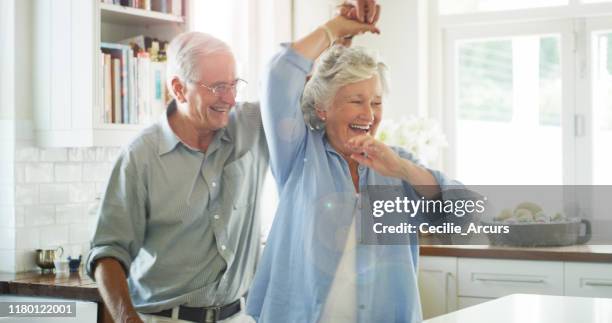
[100,37,170,125]
[101,0,182,16]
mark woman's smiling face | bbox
[319,75,383,158]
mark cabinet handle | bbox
[584,281,612,287]
[474,277,545,284]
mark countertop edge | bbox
[420,246,612,263]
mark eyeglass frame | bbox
[191,78,247,97]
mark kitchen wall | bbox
[0,0,119,273]
[12,133,118,272]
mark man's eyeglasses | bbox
[193,78,247,97]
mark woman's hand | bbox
[338,1,381,24]
[324,15,380,43]
[346,134,403,178]
[347,134,442,198]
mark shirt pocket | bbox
[222,151,255,209]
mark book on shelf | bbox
[103,53,112,123]
[101,42,131,124]
[112,58,122,124]
[100,37,169,126]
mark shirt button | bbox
[212,181,217,187]
[214,214,220,220]
[358,166,365,171]
[221,245,227,251]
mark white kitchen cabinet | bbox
[418,256,458,319]
[565,262,612,298]
[421,254,612,320]
[32,0,188,147]
[457,258,564,298]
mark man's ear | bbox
[171,77,187,103]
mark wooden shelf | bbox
[100,3,183,26]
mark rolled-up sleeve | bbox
[261,44,313,187]
[394,147,463,196]
[86,149,147,279]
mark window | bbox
[437,1,612,185]
[592,29,612,184]
[454,34,563,184]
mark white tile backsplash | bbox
[15,184,37,205]
[68,183,96,203]
[39,183,70,204]
[16,227,40,250]
[40,148,67,162]
[68,147,97,162]
[24,162,53,183]
[15,147,39,162]
[39,225,69,248]
[24,205,55,226]
[82,162,112,182]
[2,144,119,273]
[54,163,83,182]
[56,204,86,224]
[69,223,92,245]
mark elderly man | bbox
[86,32,267,323]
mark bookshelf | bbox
[100,3,184,25]
[33,0,188,147]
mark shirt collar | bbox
[322,133,343,158]
[158,100,232,156]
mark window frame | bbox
[433,0,612,185]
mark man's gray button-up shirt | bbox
[86,101,269,313]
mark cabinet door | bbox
[458,258,564,298]
[565,262,612,298]
[419,256,458,319]
[34,0,95,146]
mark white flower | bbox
[376,117,448,165]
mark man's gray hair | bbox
[302,45,389,130]
[166,32,232,90]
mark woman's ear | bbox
[171,77,187,103]
[315,106,327,121]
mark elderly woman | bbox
[246,15,458,323]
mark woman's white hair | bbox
[302,45,389,130]
[166,32,232,91]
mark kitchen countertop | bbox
[423,293,612,323]
[0,269,100,302]
[2,245,612,300]
[419,244,612,263]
